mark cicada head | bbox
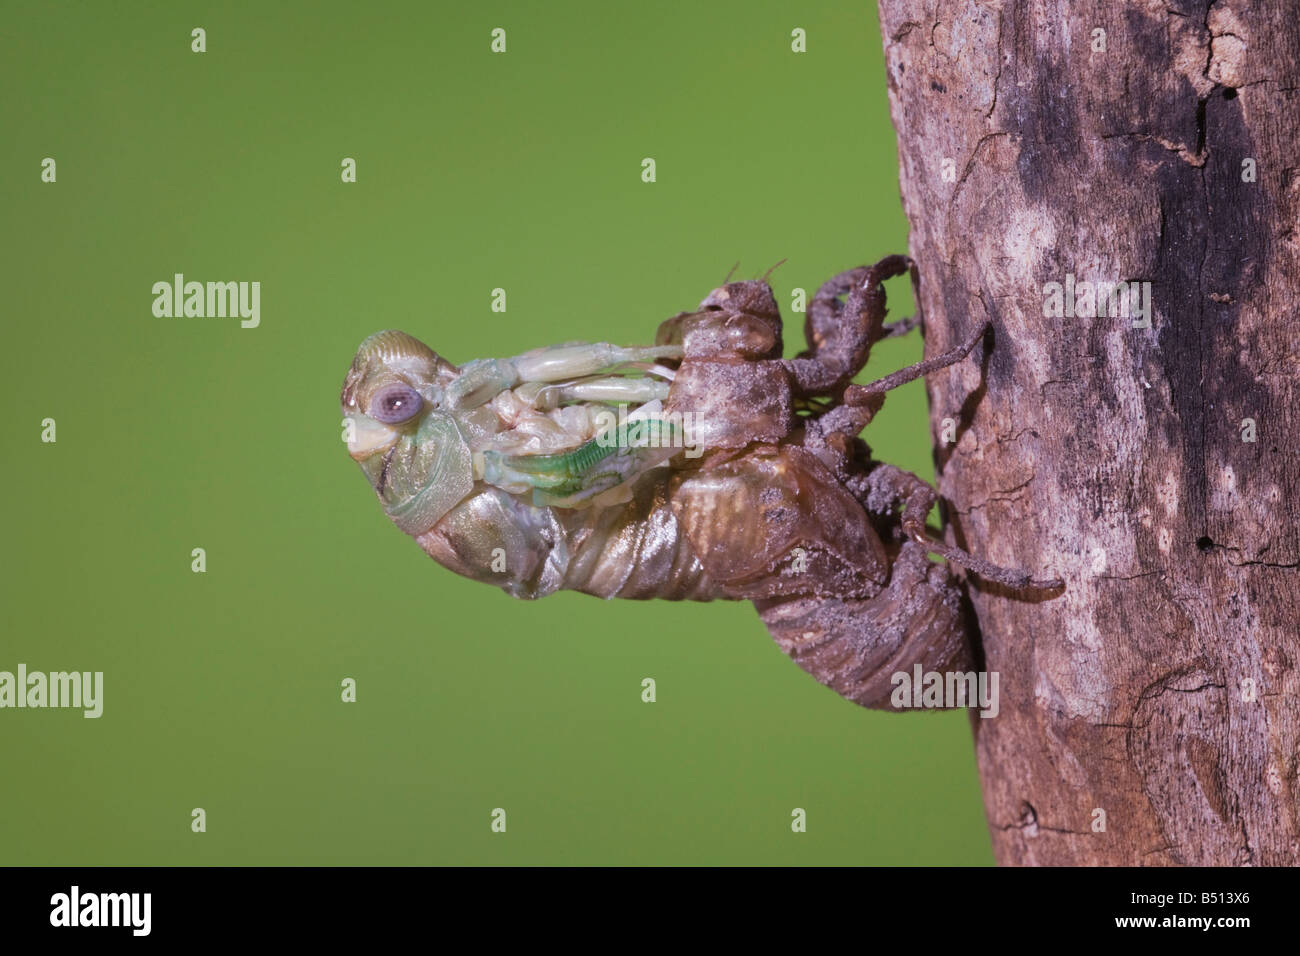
[340,330,474,535]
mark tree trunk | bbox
[875,0,1300,865]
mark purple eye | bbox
[368,383,423,424]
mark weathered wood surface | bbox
[876,0,1300,865]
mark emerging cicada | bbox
[340,256,1061,709]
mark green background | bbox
[0,0,992,865]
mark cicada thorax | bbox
[656,295,797,451]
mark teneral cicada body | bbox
[341,257,1061,709]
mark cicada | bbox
[340,256,1061,709]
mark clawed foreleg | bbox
[844,319,989,407]
[858,463,1064,590]
[784,255,918,396]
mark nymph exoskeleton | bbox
[340,256,1062,710]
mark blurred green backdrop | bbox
[0,0,992,865]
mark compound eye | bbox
[368,383,424,424]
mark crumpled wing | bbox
[482,411,687,508]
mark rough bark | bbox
[876,0,1300,865]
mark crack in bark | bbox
[952,132,1009,206]
[891,19,920,43]
[993,802,1090,836]
[1197,538,1300,568]
[1096,570,1163,581]
[986,9,1002,119]
[1100,131,1206,167]
[952,475,1036,516]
